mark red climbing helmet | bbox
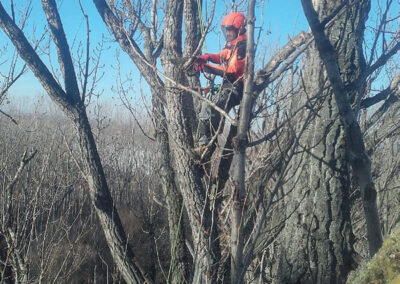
[221,12,246,31]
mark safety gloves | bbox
[194,54,210,71]
[197,54,210,62]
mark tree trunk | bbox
[161,1,218,282]
[74,107,149,284]
[153,95,190,283]
[276,1,371,282]
[301,0,383,256]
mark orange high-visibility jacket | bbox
[205,34,247,82]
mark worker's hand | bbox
[196,54,210,63]
[194,61,205,71]
[194,54,210,71]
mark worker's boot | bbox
[196,100,214,145]
[193,116,211,160]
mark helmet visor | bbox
[221,25,238,41]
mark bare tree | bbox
[0,1,149,283]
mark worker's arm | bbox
[203,64,226,77]
[204,53,245,81]
[198,49,228,64]
[203,64,236,82]
[207,53,222,64]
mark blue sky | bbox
[0,0,309,106]
[2,0,399,111]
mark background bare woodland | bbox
[0,0,399,283]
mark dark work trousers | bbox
[197,80,243,146]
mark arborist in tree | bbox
[193,12,247,155]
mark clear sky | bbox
[0,1,308,109]
[2,0,399,113]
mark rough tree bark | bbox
[160,2,219,282]
[301,0,383,256]
[276,0,373,283]
[155,97,190,283]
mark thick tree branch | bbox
[161,1,216,282]
[150,0,157,45]
[42,0,81,100]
